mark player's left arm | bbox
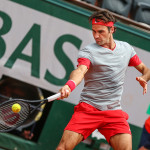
[134,62,150,95]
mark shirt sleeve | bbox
[77,47,92,69]
[77,58,91,69]
[128,54,142,66]
[78,47,92,62]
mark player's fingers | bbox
[57,84,71,100]
[59,90,65,99]
[65,89,70,97]
[136,77,140,81]
[57,89,64,100]
[59,89,70,99]
[136,77,147,84]
[143,84,147,95]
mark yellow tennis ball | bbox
[12,103,21,113]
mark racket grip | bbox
[47,93,61,102]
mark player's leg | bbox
[98,110,132,149]
[56,102,102,150]
[56,130,83,150]
[109,133,132,150]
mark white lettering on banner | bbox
[0,0,150,128]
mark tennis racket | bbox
[0,93,61,132]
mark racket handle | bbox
[47,93,61,102]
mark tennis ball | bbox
[12,103,21,113]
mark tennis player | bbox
[56,10,150,150]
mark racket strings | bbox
[0,101,30,132]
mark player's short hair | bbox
[89,10,116,23]
[89,10,117,33]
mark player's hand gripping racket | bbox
[0,93,61,132]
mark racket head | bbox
[0,78,45,131]
[0,92,60,132]
[0,100,30,132]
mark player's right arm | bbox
[59,65,88,99]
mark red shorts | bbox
[64,102,131,143]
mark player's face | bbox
[92,25,113,46]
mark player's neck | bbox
[101,39,116,51]
[110,40,116,50]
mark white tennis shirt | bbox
[78,40,141,110]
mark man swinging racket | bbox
[56,10,150,150]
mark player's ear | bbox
[111,26,115,34]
